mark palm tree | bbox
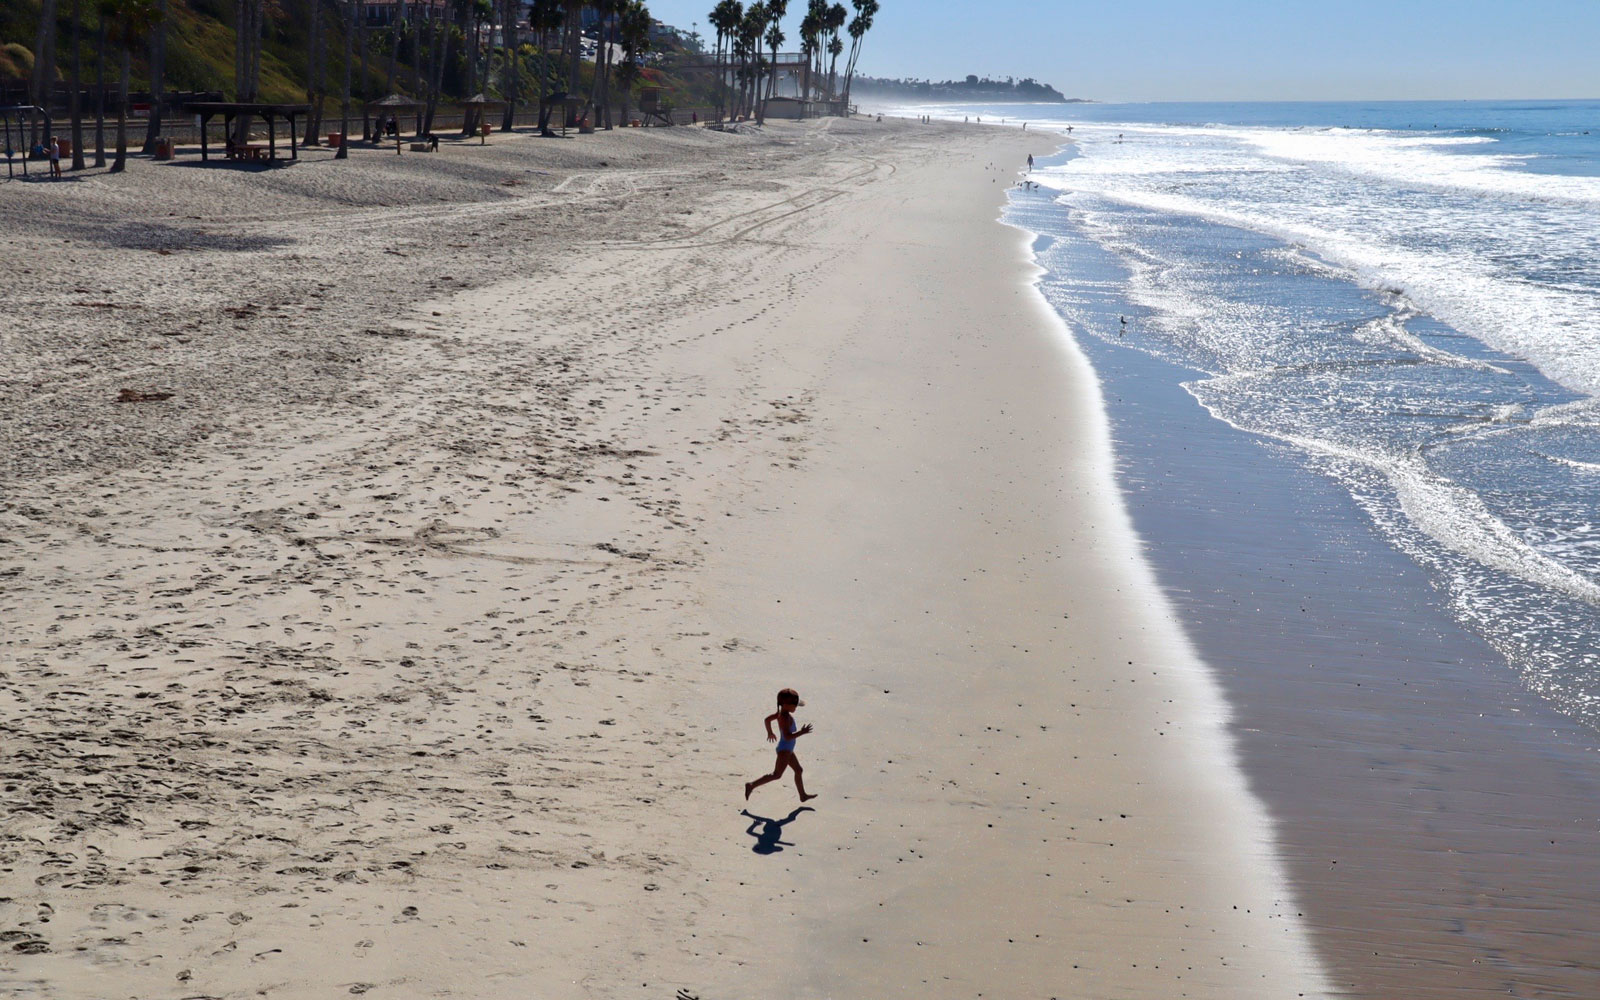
[69,0,86,169]
[840,0,874,108]
[497,0,522,131]
[706,2,724,120]
[234,0,265,144]
[708,0,741,121]
[94,0,110,165]
[336,0,354,158]
[529,0,565,134]
[384,0,406,94]
[31,0,58,146]
[727,8,749,118]
[356,1,373,138]
[303,0,328,144]
[762,0,785,112]
[460,0,490,134]
[798,0,823,107]
[613,0,649,125]
[421,3,455,133]
[140,0,167,153]
[822,1,843,100]
[562,1,582,111]
[109,0,158,173]
[587,0,620,127]
[738,3,766,119]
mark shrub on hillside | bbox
[1,42,35,81]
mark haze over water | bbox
[918,99,1600,729]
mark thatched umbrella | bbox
[365,94,424,151]
[461,93,505,143]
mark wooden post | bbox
[289,111,298,159]
[268,112,276,161]
[199,111,207,161]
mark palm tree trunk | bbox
[356,8,370,138]
[94,11,106,166]
[69,0,85,169]
[111,43,129,172]
[564,4,581,105]
[766,42,779,106]
[411,14,423,95]
[385,1,405,94]
[461,11,477,136]
[424,17,448,133]
[234,0,246,100]
[714,32,724,120]
[234,0,261,143]
[843,36,862,105]
[589,25,607,128]
[536,24,553,134]
[142,0,167,153]
[32,0,58,146]
[304,0,323,143]
[253,2,265,95]
[500,0,518,131]
[336,0,353,158]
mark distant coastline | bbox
[850,74,1087,104]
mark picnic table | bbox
[184,103,309,164]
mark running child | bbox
[745,688,816,802]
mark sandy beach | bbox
[0,119,1328,998]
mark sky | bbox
[643,0,1600,102]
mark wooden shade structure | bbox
[366,94,425,142]
[461,93,504,142]
[183,102,310,163]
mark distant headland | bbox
[850,75,1088,104]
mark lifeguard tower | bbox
[639,88,674,127]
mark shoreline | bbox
[1,119,1326,997]
[1009,150,1600,996]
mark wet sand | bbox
[1,119,1326,998]
[1071,247,1600,999]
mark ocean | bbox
[912,99,1600,734]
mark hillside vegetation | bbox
[2,0,709,111]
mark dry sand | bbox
[1,120,1328,997]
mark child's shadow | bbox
[741,806,814,855]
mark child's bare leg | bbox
[791,758,816,801]
[746,755,789,799]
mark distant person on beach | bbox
[745,688,816,802]
[49,137,61,179]
[1027,153,1034,170]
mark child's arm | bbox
[763,711,780,741]
[792,722,814,738]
